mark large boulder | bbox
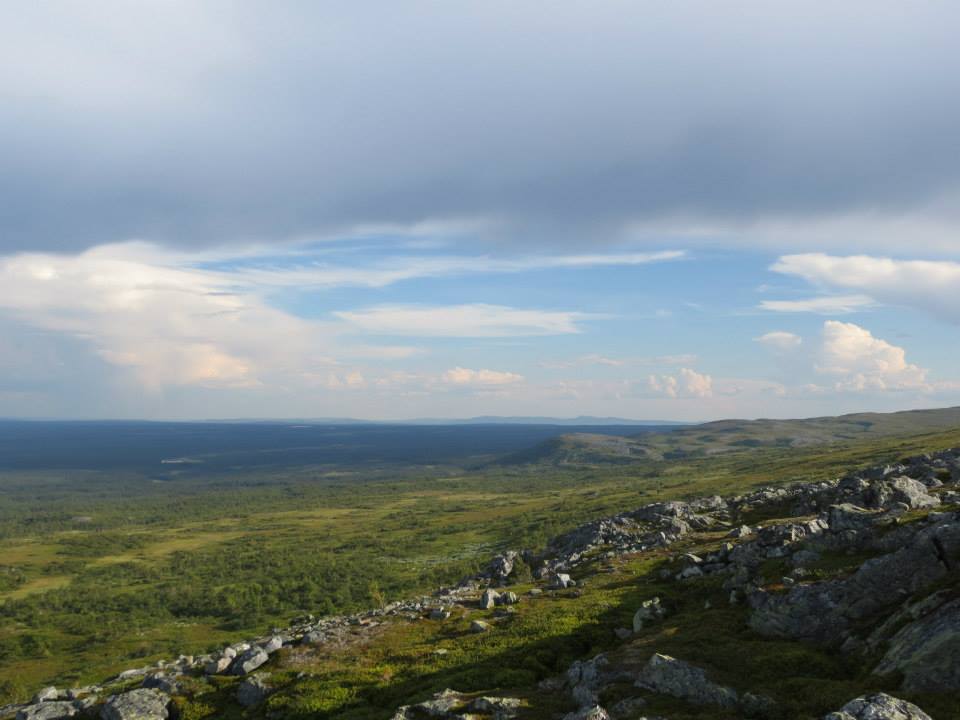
[236,674,272,708]
[874,598,960,692]
[866,477,940,510]
[635,653,737,708]
[100,689,170,720]
[230,647,269,675]
[480,589,500,609]
[823,693,931,720]
[16,703,78,720]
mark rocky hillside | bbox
[4,448,960,719]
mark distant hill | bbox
[404,415,687,426]
[500,406,960,465]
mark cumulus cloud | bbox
[441,367,524,386]
[335,304,589,337]
[817,321,928,392]
[755,331,803,352]
[648,368,713,399]
[772,254,960,323]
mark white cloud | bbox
[233,250,684,290]
[334,304,590,337]
[772,253,960,323]
[441,367,524,386]
[817,320,928,392]
[755,331,803,352]
[759,295,874,314]
[648,368,713,398]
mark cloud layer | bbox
[3,3,960,253]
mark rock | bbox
[488,551,518,581]
[528,588,543,597]
[261,636,283,654]
[236,674,271,707]
[16,703,77,720]
[562,706,610,720]
[204,655,232,675]
[727,525,753,538]
[466,696,522,718]
[635,653,737,708]
[230,647,269,675]
[480,589,500,609]
[500,591,519,605]
[470,620,491,633]
[607,697,646,720]
[140,674,181,696]
[100,688,170,720]
[867,477,940,510]
[874,597,960,692]
[614,627,632,640]
[551,573,573,589]
[823,693,931,720]
[632,597,665,632]
[429,607,451,620]
[32,689,60,704]
[825,504,884,533]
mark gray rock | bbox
[632,597,665,632]
[140,674,182,696]
[260,635,283,654]
[551,573,573,589]
[100,688,170,720]
[31,689,60,704]
[16,703,77,720]
[607,697,646,720]
[635,653,737,708]
[203,655,232,675]
[823,693,931,720]
[470,620,491,633]
[480,589,500,609]
[466,696,522,718]
[867,477,940,510]
[562,706,610,720]
[236,674,271,707]
[500,591,519,605]
[874,598,960,692]
[230,647,269,675]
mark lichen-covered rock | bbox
[635,653,737,708]
[874,598,960,692]
[480,589,500,609]
[823,693,931,720]
[16,702,78,720]
[100,688,169,720]
[236,674,272,707]
[230,647,269,675]
[465,696,521,718]
[562,706,610,720]
[632,597,665,632]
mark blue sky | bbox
[1,2,960,420]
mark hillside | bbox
[4,435,960,719]
[504,406,960,465]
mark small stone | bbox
[470,620,491,633]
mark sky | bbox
[2,1,960,421]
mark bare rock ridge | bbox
[4,448,960,719]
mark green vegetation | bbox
[2,418,960,716]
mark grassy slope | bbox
[1,420,960,711]
[504,406,960,464]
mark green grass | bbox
[1,424,960,711]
